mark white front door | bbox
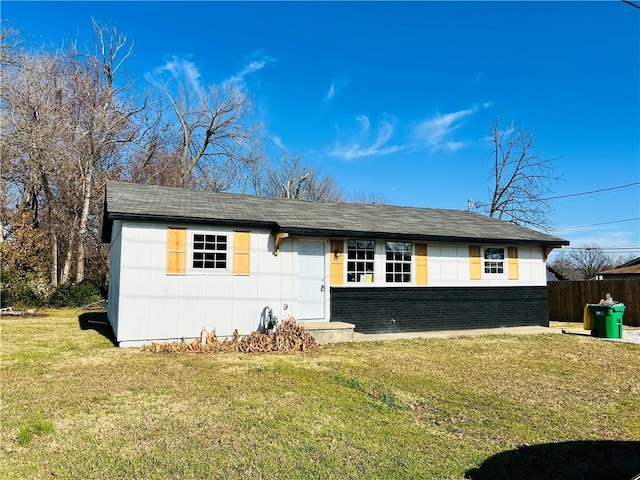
[297,241,325,320]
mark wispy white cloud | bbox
[413,103,490,152]
[413,108,475,151]
[145,56,205,97]
[330,114,405,160]
[327,102,492,161]
[271,135,287,151]
[471,72,483,88]
[324,77,348,101]
[355,114,370,131]
[224,58,272,84]
[145,52,274,104]
[325,83,337,101]
[225,56,273,86]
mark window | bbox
[192,234,227,270]
[483,247,505,274]
[385,241,412,283]
[347,239,375,283]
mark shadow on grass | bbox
[466,440,640,480]
[78,312,117,347]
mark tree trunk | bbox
[61,231,74,284]
[51,234,58,286]
[75,168,93,283]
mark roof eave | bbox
[102,211,570,248]
[106,212,278,232]
[278,226,569,247]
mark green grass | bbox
[17,417,54,447]
[1,310,639,479]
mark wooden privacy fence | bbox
[548,280,640,326]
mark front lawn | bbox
[1,310,638,479]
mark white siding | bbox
[516,247,547,285]
[427,243,547,287]
[116,222,299,347]
[110,222,549,346]
[428,244,470,285]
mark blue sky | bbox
[4,1,640,258]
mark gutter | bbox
[101,211,569,248]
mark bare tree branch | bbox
[258,154,345,202]
[485,116,560,231]
[552,245,617,280]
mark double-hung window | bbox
[347,239,375,283]
[385,241,412,283]
[483,247,505,275]
[192,234,227,270]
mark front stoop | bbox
[303,321,355,344]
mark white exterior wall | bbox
[514,246,547,285]
[114,221,299,347]
[427,244,546,286]
[327,241,547,287]
[108,222,549,346]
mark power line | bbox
[561,246,640,252]
[562,245,640,250]
[467,182,638,212]
[622,0,640,10]
[542,182,640,201]
[563,246,640,250]
[553,217,640,231]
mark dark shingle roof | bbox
[615,257,640,268]
[102,181,569,246]
[599,263,640,276]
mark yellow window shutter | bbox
[508,247,519,280]
[469,246,481,280]
[415,243,428,285]
[167,228,187,275]
[233,231,251,275]
[330,240,344,286]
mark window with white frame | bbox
[192,233,228,270]
[483,247,505,274]
[385,241,412,283]
[347,239,375,283]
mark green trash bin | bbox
[588,304,625,339]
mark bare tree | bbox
[485,117,559,231]
[350,192,389,205]
[0,25,21,68]
[69,21,147,282]
[0,46,71,286]
[1,22,148,286]
[258,154,345,202]
[552,245,616,280]
[123,102,184,187]
[160,72,261,191]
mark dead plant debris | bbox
[142,318,320,354]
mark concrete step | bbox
[303,321,355,344]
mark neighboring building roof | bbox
[546,265,566,281]
[598,264,640,276]
[614,257,640,269]
[101,181,569,247]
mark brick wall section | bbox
[330,286,549,333]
